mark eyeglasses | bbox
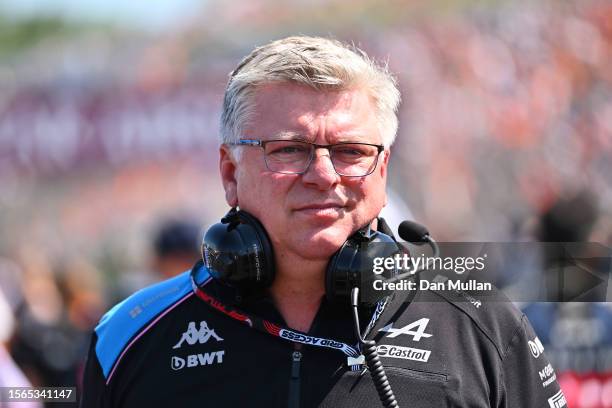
[228,139,384,177]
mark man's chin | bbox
[291,229,351,260]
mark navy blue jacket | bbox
[81,262,565,407]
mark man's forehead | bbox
[249,83,380,142]
[267,130,375,145]
[253,82,367,109]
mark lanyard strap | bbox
[191,275,363,357]
[190,266,390,372]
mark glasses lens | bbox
[330,143,380,176]
[263,140,312,174]
[262,140,381,176]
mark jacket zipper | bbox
[288,349,302,408]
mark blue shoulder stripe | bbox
[95,267,210,379]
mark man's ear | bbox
[219,145,238,207]
[381,149,391,177]
[381,149,390,207]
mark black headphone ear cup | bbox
[326,228,401,306]
[326,238,361,304]
[235,210,276,285]
[202,209,275,290]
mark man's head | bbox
[152,220,200,278]
[219,36,400,262]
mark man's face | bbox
[220,83,390,261]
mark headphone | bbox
[201,208,406,305]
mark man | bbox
[81,36,564,407]
[151,219,201,280]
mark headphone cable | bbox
[351,287,399,408]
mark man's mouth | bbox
[293,203,346,217]
[295,203,344,211]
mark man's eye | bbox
[269,144,309,154]
[280,146,305,153]
[335,147,366,156]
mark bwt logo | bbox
[171,351,225,371]
[171,356,186,370]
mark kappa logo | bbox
[379,318,433,341]
[173,321,223,349]
[528,337,545,359]
[548,390,567,408]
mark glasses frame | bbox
[228,139,385,177]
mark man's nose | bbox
[301,148,340,189]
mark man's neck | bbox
[269,255,326,333]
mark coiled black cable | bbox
[351,287,399,408]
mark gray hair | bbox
[220,36,400,154]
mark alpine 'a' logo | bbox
[173,321,223,349]
[379,318,433,341]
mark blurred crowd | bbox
[382,1,611,242]
[0,219,201,407]
[0,0,610,406]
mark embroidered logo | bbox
[379,318,433,341]
[528,337,544,358]
[173,321,223,349]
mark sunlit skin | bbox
[220,83,390,331]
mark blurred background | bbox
[0,0,610,406]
